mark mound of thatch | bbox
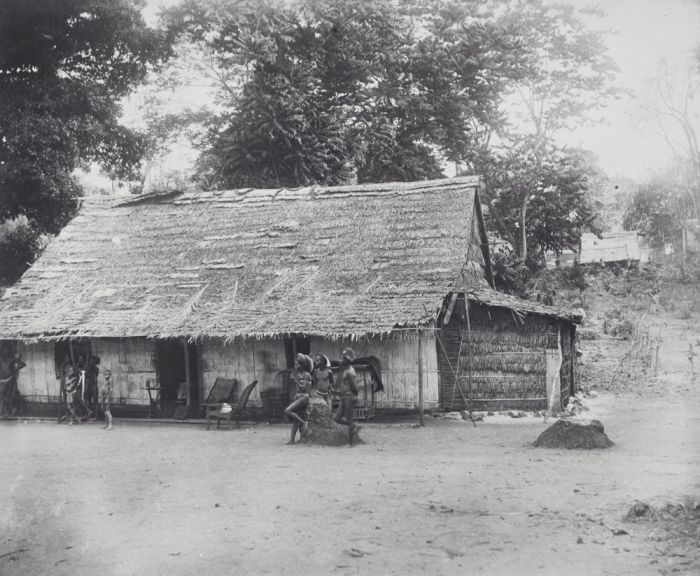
[300,398,364,447]
[534,419,613,449]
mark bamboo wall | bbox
[200,334,440,410]
[91,338,157,404]
[437,298,572,411]
[199,339,287,407]
[16,341,59,402]
[16,331,442,412]
[559,324,576,405]
[16,338,157,404]
[310,333,439,409]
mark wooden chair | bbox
[204,379,258,430]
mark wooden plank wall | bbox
[16,341,59,402]
[16,338,157,405]
[310,334,439,409]
[91,338,157,405]
[16,333,443,412]
[559,323,575,407]
[437,299,561,411]
[199,339,287,407]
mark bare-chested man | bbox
[0,349,25,417]
[334,347,361,445]
[285,353,313,444]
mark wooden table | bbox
[141,385,162,418]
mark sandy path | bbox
[1,387,699,576]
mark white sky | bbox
[136,0,700,184]
[564,0,700,182]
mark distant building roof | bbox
[579,232,641,264]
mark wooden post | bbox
[183,339,192,413]
[465,297,473,413]
[418,333,424,427]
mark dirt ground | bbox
[2,396,699,575]
[2,276,698,576]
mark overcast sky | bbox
[138,0,700,184]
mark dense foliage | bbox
[162,0,531,189]
[158,0,615,264]
[0,0,170,283]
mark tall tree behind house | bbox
[0,0,172,285]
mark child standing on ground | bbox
[100,369,113,430]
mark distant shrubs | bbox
[0,217,48,285]
[602,308,634,339]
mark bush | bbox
[602,308,634,339]
[0,218,44,285]
[491,250,532,295]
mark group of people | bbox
[285,347,360,445]
[58,354,113,430]
[0,348,25,417]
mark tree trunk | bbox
[520,195,529,262]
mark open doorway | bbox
[156,339,199,415]
[284,336,310,368]
[54,340,91,378]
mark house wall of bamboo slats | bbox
[15,341,58,402]
[437,297,575,411]
[16,338,157,405]
[14,332,441,412]
[91,338,157,405]
[199,339,287,407]
[310,333,440,409]
[200,333,440,410]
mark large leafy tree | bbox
[478,142,600,263]
[161,0,529,189]
[156,0,613,263]
[0,0,170,283]
[467,0,617,262]
[639,49,700,219]
[624,166,693,249]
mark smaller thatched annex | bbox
[0,176,582,417]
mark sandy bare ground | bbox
[1,387,698,576]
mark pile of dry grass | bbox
[533,419,613,449]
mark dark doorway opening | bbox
[156,339,199,415]
[54,340,91,377]
[284,336,310,368]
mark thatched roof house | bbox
[0,177,582,415]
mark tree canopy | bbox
[161,0,530,189]
[0,0,171,283]
[154,0,615,264]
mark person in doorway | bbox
[75,354,90,420]
[100,369,114,430]
[85,355,100,420]
[0,349,25,417]
[311,353,334,410]
[284,353,313,444]
[62,360,81,425]
[334,347,360,444]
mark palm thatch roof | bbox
[0,176,579,342]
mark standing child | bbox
[284,353,313,444]
[100,369,113,430]
[311,353,334,410]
